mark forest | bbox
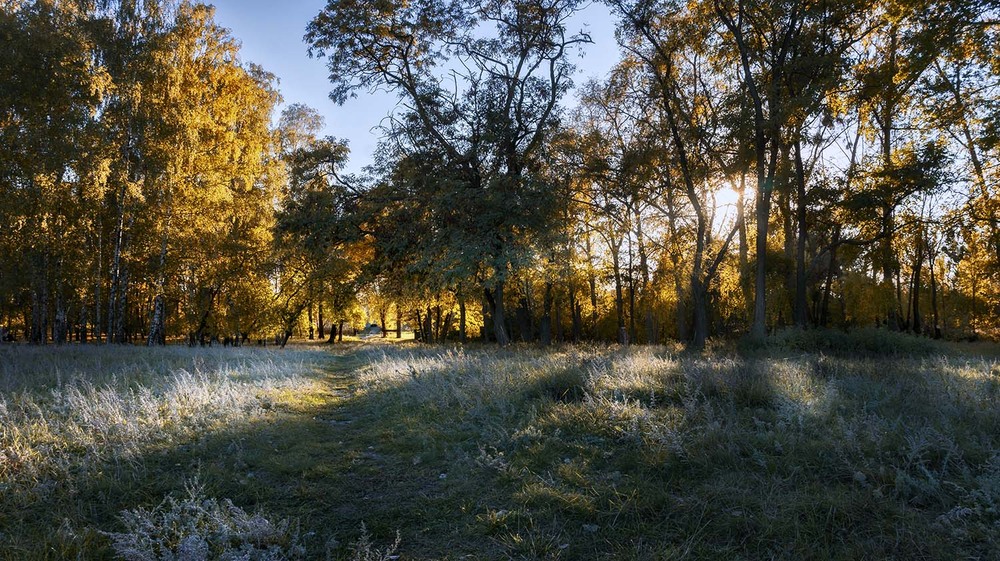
[2,0,1000,350]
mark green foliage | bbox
[306,0,591,345]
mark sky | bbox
[209,0,622,175]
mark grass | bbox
[2,339,1000,559]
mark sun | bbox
[711,183,752,233]
[714,184,744,210]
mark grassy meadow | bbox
[2,335,1000,559]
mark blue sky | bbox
[209,1,621,174]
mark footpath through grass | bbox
[3,338,1000,559]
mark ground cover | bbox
[2,337,1000,559]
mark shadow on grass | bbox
[1,348,513,560]
[4,342,1000,560]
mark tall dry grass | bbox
[0,345,327,506]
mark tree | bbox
[2,1,283,346]
[0,1,107,344]
[144,3,280,345]
[273,104,363,347]
[307,0,591,345]
[609,1,741,348]
[708,0,871,338]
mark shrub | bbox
[685,358,774,408]
[527,365,589,403]
[348,523,401,561]
[761,327,946,357]
[104,481,304,561]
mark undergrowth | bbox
[105,478,305,561]
[756,326,949,356]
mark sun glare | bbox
[714,185,744,209]
[711,183,752,232]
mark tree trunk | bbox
[751,176,772,340]
[612,241,626,344]
[737,171,750,312]
[279,305,303,349]
[636,214,656,345]
[441,311,454,342]
[714,3,779,341]
[939,62,1000,265]
[540,282,553,346]
[146,226,169,346]
[423,306,433,344]
[433,304,441,342]
[882,204,900,331]
[147,295,166,346]
[481,290,492,342]
[107,208,125,344]
[665,188,687,341]
[459,296,467,343]
[585,233,598,336]
[193,291,215,346]
[929,246,940,338]
[569,286,581,343]
[882,25,901,332]
[116,267,129,344]
[780,157,795,313]
[554,295,563,343]
[30,271,48,345]
[395,303,401,339]
[911,228,924,335]
[793,139,809,328]
[516,298,531,342]
[79,302,88,344]
[529,285,538,340]
[691,280,709,350]
[673,254,687,341]
[492,282,510,346]
[308,300,315,340]
[54,280,67,345]
[820,232,839,328]
[279,324,293,348]
[93,229,102,343]
[415,307,423,343]
[318,300,325,340]
[895,262,904,331]
[627,230,637,344]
